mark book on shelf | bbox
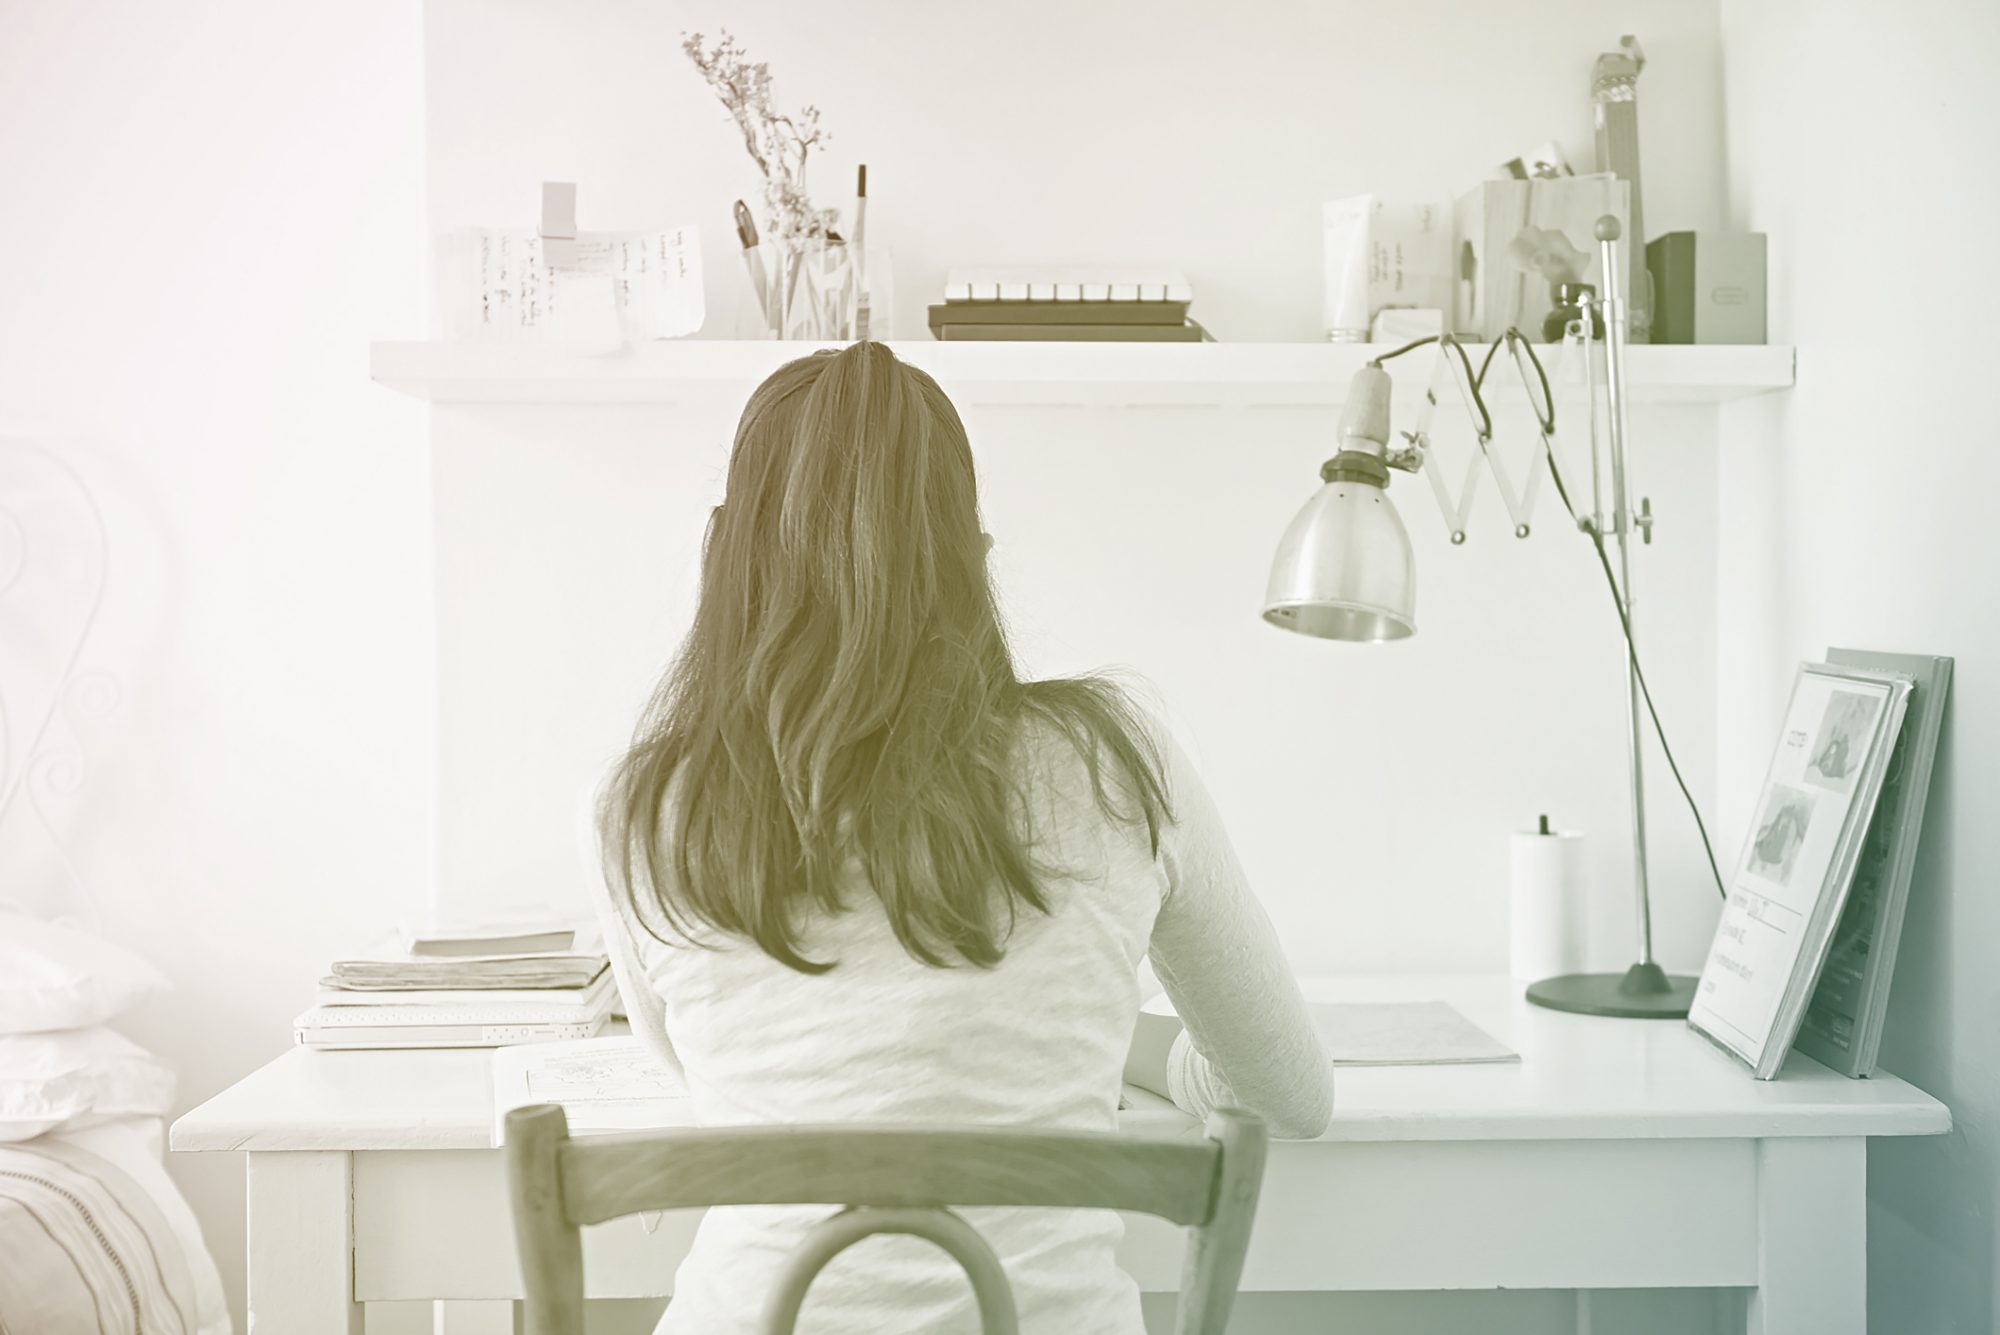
[927,299,1190,327]
[941,267,1193,304]
[931,322,1209,343]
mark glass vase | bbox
[753,238,890,341]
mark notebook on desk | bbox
[1309,1002,1517,1066]
[1141,995,1517,1066]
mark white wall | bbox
[1716,1,2000,1328]
[0,2,430,1326]
[426,0,1735,984]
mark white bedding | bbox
[0,1114,231,1334]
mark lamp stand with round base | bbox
[1526,962,1698,1019]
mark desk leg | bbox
[1747,1137,1865,1335]
[246,1151,364,1335]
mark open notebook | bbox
[494,1037,688,1138]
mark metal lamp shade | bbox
[1262,479,1416,642]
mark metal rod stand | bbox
[1524,215,1697,1020]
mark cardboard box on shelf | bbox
[1453,176,1631,342]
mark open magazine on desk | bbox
[494,1035,690,1140]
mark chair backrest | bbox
[504,1103,1267,1335]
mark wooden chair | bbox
[503,1103,1267,1335]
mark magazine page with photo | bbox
[1688,663,1912,1078]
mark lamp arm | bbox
[1366,331,1555,542]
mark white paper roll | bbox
[1509,827,1586,982]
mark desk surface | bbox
[171,974,1949,1153]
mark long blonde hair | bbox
[599,342,1172,973]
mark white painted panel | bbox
[248,1152,366,1334]
[353,1139,1756,1300]
[1747,1138,1865,1335]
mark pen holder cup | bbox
[751,240,891,341]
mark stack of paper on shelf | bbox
[929,268,1210,342]
[295,921,614,1050]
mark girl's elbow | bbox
[1264,1073,1334,1140]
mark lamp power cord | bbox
[1370,333,1728,902]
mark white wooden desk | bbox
[172,975,1948,1335]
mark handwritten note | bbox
[439,225,705,346]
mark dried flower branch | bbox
[682,29,840,248]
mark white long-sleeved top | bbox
[579,711,1332,1335]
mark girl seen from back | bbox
[589,341,1332,1335]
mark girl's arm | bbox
[575,771,684,1079]
[1140,723,1333,1140]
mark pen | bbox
[852,164,870,340]
[733,200,774,328]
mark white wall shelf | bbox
[371,339,1795,408]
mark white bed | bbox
[0,910,233,1333]
[0,1115,230,1334]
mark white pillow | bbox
[0,1026,177,1142]
[0,911,171,1033]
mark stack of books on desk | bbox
[295,921,615,1050]
[929,268,1210,342]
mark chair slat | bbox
[505,1106,1267,1335]
[560,1122,1220,1227]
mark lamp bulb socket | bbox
[1339,365,1393,452]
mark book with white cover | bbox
[296,972,616,1049]
[297,980,613,1029]
[297,1016,610,1050]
